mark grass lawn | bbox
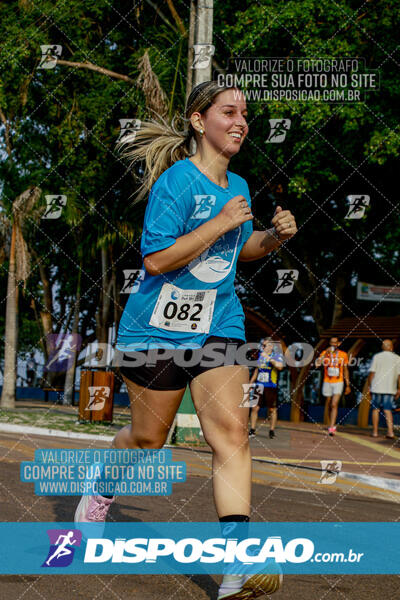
[0,405,131,435]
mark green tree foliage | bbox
[218,0,400,338]
[0,0,398,379]
[0,0,188,385]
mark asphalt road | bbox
[0,431,399,599]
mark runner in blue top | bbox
[249,338,285,439]
[117,156,254,351]
[75,81,297,600]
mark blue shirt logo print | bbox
[188,230,241,283]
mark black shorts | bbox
[259,386,278,408]
[119,335,246,391]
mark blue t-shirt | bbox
[116,157,253,351]
[256,350,284,388]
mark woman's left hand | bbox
[271,205,298,241]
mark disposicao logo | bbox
[83,536,314,564]
[42,529,82,567]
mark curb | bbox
[1,423,399,494]
[0,422,115,442]
[248,456,400,494]
[0,422,176,447]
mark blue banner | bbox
[20,449,186,495]
[0,522,399,574]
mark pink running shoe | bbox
[75,494,114,522]
[328,426,337,436]
[74,495,114,538]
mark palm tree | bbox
[1,186,41,409]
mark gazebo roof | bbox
[321,317,400,339]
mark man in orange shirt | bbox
[315,337,351,436]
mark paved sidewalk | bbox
[1,417,399,502]
[1,400,400,498]
[250,420,400,479]
[0,429,399,599]
[4,400,400,473]
[245,420,400,501]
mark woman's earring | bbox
[199,129,204,135]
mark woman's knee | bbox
[207,422,249,452]
[126,426,167,449]
[134,439,165,449]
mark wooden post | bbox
[357,378,371,428]
[348,338,365,363]
[78,370,114,423]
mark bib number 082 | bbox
[149,283,217,333]
[163,301,202,321]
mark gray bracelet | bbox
[270,227,284,243]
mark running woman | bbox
[75,81,297,599]
[249,338,285,439]
[315,337,351,436]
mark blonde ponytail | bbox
[117,80,237,203]
[116,113,191,204]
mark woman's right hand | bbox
[216,195,253,233]
[144,196,253,275]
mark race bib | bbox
[258,371,270,383]
[149,283,217,333]
[327,366,340,377]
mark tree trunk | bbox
[1,225,18,408]
[63,265,82,405]
[111,258,122,391]
[112,263,118,330]
[30,297,47,360]
[95,246,111,346]
[38,263,53,359]
[185,0,196,103]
